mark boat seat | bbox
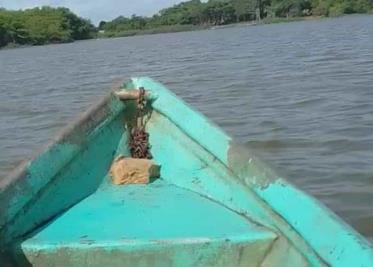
[19,179,277,267]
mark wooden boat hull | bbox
[0,77,372,266]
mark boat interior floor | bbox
[18,178,278,266]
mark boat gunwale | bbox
[130,77,373,267]
[0,86,127,245]
[1,92,115,190]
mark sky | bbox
[0,0,184,24]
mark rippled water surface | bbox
[1,15,373,242]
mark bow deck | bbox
[20,179,277,266]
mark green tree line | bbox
[1,0,373,47]
[0,7,95,48]
[100,0,373,36]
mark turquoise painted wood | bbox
[0,77,372,267]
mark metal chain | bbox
[129,87,152,159]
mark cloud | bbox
[0,0,183,24]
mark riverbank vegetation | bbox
[99,0,373,37]
[0,7,95,48]
[1,0,373,48]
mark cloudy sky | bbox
[0,0,184,24]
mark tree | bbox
[231,0,256,21]
[270,0,311,17]
[0,7,96,48]
[57,7,95,40]
[98,21,107,30]
[0,23,9,47]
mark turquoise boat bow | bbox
[0,77,372,266]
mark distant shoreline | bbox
[2,0,373,51]
[97,16,326,39]
[94,15,332,39]
[0,15,363,50]
[97,24,210,39]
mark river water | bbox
[1,15,373,243]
